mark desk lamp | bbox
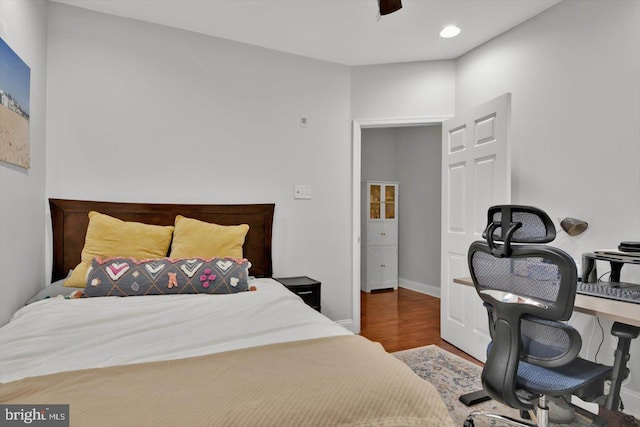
[560,218,588,236]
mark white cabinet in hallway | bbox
[361,181,398,292]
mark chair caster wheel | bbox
[463,419,474,427]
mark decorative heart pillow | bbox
[85,257,253,297]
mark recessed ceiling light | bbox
[440,25,461,38]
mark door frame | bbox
[351,116,452,334]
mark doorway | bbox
[351,117,450,334]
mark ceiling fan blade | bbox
[379,0,402,15]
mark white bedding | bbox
[0,278,351,383]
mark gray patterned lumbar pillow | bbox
[85,257,253,297]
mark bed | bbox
[0,199,453,426]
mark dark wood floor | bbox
[360,287,482,366]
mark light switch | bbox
[294,185,312,199]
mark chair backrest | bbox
[469,205,578,410]
[482,205,556,257]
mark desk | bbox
[453,277,640,328]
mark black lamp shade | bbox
[560,218,588,236]
[379,0,402,15]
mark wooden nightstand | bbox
[274,276,321,312]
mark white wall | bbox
[46,4,353,323]
[456,0,640,414]
[361,126,441,295]
[0,0,48,325]
[361,128,396,182]
[395,126,441,293]
[351,60,455,120]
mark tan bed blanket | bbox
[0,335,453,427]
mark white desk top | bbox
[453,277,640,328]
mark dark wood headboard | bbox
[49,199,274,282]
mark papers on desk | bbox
[594,249,640,262]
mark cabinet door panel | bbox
[381,245,398,287]
[381,222,398,244]
[384,184,397,219]
[369,184,382,219]
[366,247,383,287]
[366,223,384,246]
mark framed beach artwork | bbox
[0,37,31,169]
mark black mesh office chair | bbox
[463,205,613,427]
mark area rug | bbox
[393,345,592,427]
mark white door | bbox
[440,93,511,361]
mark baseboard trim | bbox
[398,278,440,298]
[334,319,354,333]
[620,386,640,418]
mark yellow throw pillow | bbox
[169,215,249,260]
[64,211,174,288]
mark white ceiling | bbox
[51,0,561,66]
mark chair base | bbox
[547,396,575,424]
[463,410,536,427]
[464,395,549,427]
[463,398,609,427]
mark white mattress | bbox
[0,278,351,383]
